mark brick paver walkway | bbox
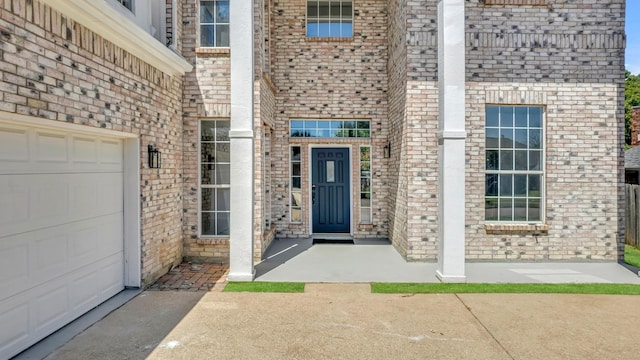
[147,262,229,292]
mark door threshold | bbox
[311,233,353,240]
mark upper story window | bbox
[116,0,133,11]
[200,0,230,47]
[306,0,353,38]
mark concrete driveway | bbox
[41,284,640,360]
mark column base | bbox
[227,271,256,282]
[436,270,467,283]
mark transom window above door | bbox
[290,119,370,138]
[306,0,353,38]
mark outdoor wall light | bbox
[383,142,391,159]
[148,144,161,169]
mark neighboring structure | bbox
[632,106,640,147]
[627,107,640,183]
[0,0,625,357]
[625,146,640,184]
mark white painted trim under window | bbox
[0,111,141,287]
[307,144,353,235]
[41,0,192,76]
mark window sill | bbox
[196,237,229,245]
[196,47,231,57]
[485,223,548,233]
[306,37,353,43]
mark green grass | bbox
[224,282,305,293]
[371,282,640,295]
[625,245,640,268]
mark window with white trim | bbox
[360,146,372,223]
[200,0,230,47]
[485,106,543,222]
[290,146,302,223]
[201,120,230,235]
[306,0,353,38]
[116,0,133,11]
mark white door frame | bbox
[307,144,353,235]
[0,112,141,287]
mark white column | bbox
[436,0,466,282]
[228,0,255,281]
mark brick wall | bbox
[181,0,232,262]
[385,0,624,261]
[463,0,625,260]
[270,0,389,239]
[182,0,277,262]
[0,0,186,285]
[387,0,409,256]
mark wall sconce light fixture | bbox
[148,144,161,169]
[383,141,391,159]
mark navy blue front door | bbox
[312,148,350,233]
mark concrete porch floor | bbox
[255,238,640,284]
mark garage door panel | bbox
[0,243,29,294]
[0,176,29,227]
[0,173,123,239]
[0,125,123,175]
[96,172,125,215]
[33,234,68,276]
[1,214,122,302]
[69,270,101,313]
[35,131,68,163]
[0,126,29,162]
[31,177,69,223]
[33,287,68,334]
[0,303,28,355]
[1,253,124,358]
[97,255,126,297]
[72,137,98,164]
[100,139,124,166]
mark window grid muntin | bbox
[485,105,544,223]
[360,146,372,224]
[306,0,353,38]
[200,0,230,47]
[290,146,303,223]
[290,119,370,138]
[200,120,231,236]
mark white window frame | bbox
[485,105,545,223]
[290,145,303,223]
[115,0,133,11]
[199,120,231,237]
[306,0,354,38]
[359,145,372,224]
[199,0,230,48]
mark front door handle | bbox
[312,185,316,205]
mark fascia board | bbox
[41,0,193,76]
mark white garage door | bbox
[0,122,125,359]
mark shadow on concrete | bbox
[14,290,207,360]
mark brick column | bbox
[228,0,255,281]
[436,0,466,282]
